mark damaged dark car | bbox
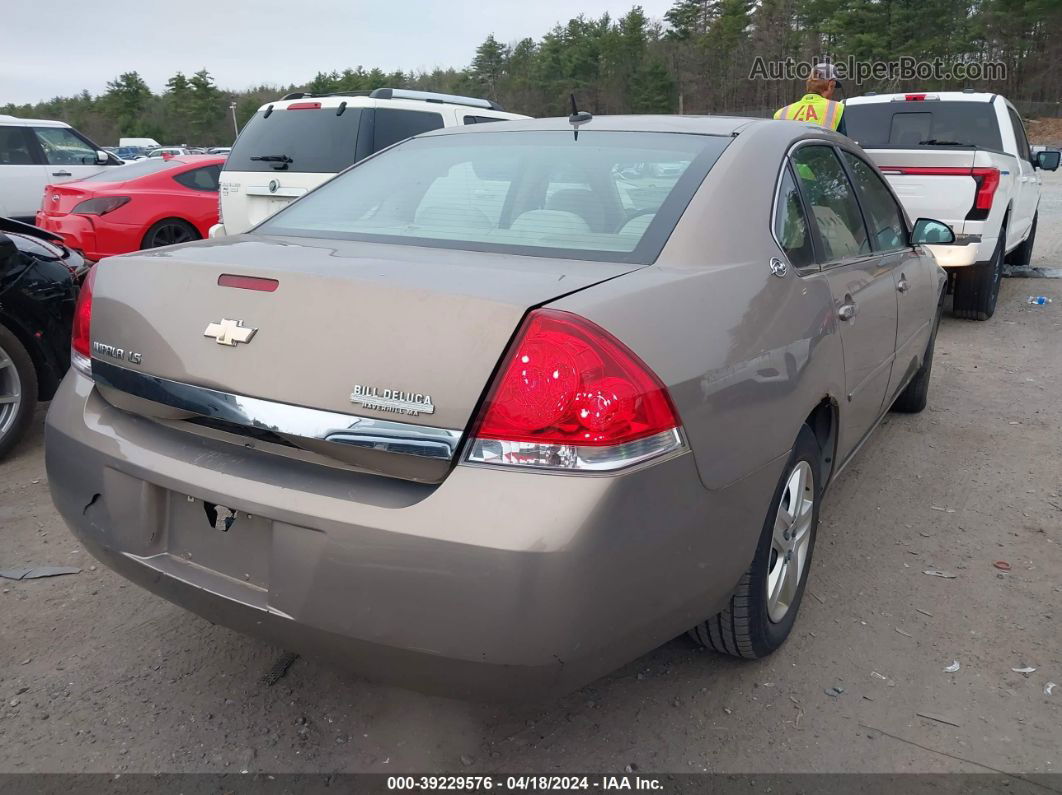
[0,217,84,458]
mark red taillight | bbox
[466,310,683,471]
[905,94,927,101]
[971,167,1000,211]
[72,196,130,216]
[878,166,1000,220]
[71,265,96,376]
[287,102,322,110]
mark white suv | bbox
[212,88,528,237]
[0,116,122,222]
[844,91,1060,320]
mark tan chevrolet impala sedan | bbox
[46,116,950,698]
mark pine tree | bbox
[187,69,222,143]
[102,72,153,136]
[471,35,508,100]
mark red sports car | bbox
[35,155,224,261]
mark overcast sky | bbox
[1,0,674,105]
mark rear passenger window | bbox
[774,165,815,269]
[173,165,221,192]
[372,109,445,152]
[791,145,870,261]
[0,126,36,165]
[463,115,503,124]
[840,151,908,252]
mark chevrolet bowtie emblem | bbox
[203,318,257,347]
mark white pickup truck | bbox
[845,91,1060,320]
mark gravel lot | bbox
[2,174,1060,775]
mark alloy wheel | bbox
[148,223,195,247]
[766,460,815,623]
[0,342,23,440]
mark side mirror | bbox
[912,218,956,246]
[96,150,110,164]
[1035,150,1060,171]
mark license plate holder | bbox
[167,494,271,589]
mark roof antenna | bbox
[568,94,592,141]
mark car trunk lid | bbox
[39,183,95,216]
[89,236,642,482]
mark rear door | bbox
[791,143,899,460]
[0,124,46,220]
[840,148,935,403]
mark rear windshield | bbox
[227,108,365,173]
[255,130,730,264]
[844,101,1003,151]
[82,158,176,181]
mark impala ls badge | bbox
[351,384,435,416]
[203,318,257,347]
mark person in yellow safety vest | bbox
[774,63,847,135]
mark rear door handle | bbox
[51,170,72,177]
[838,301,858,321]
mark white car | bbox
[844,92,1060,320]
[211,88,528,237]
[119,137,160,150]
[0,115,122,222]
[145,147,193,158]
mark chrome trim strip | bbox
[245,186,304,198]
[91,359,463,461]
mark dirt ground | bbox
[1,175,1061,776]
[1028,117,1062,147]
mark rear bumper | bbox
[35,212,141,261]
[927,235,995,268]
[208,223,225,238]
[46,373,780,699]
[36,212,97,258]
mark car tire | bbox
[0,323,38,460]
[953,222,1006,321]
[1005,212,1037,268]
[891,301,942,414]
[690,424,821,659]
[142,219,200,249]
